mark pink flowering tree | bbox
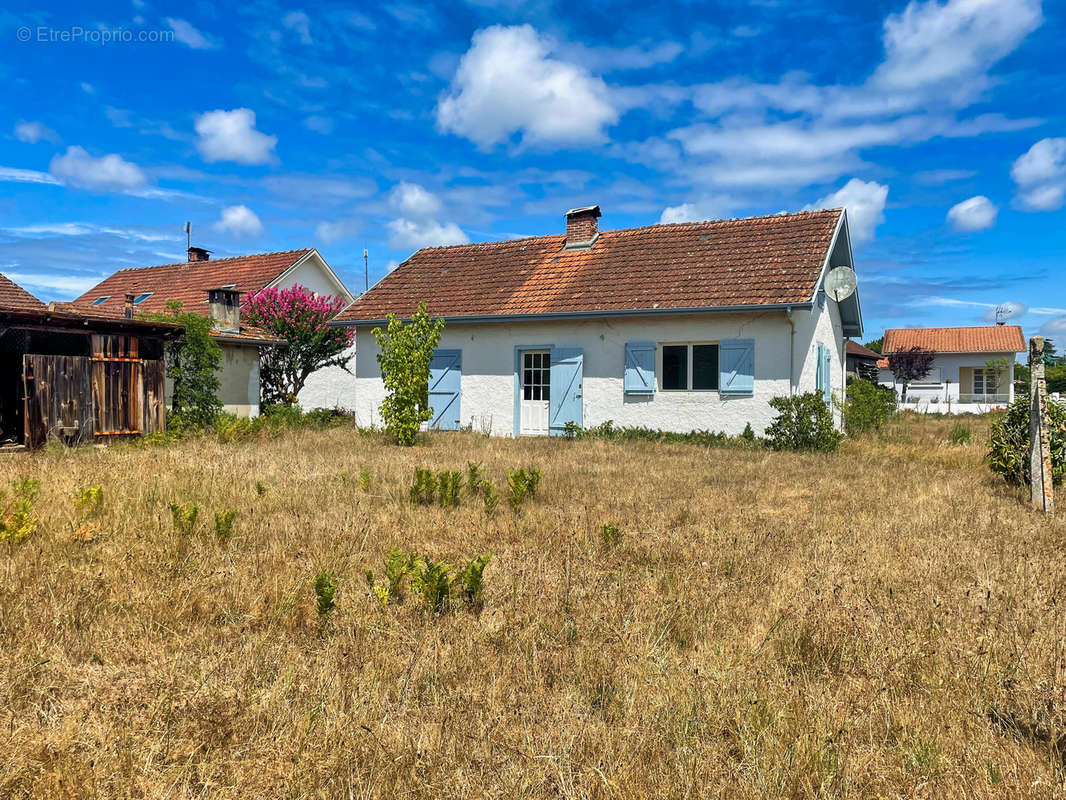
[242,286,354,406]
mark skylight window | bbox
[133,292,153,305]
[91,296,109,306]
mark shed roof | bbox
[0,273,47,312]
[882,325,1025,354]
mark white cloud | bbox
[49,146,148,192]
[3,222,176,242]
[303,115,333,135]
[14,121,59,144]
[437,25,618,148]
[659,198,735,224]
[166,18,218,50]
[808,178,888,244]
[1039,316,1066,338]
[315,218,361,244]
[195,108,278,164]
[215,205,264,237]
[947,195,998,231]
[0,166,60,185]
[1011,138,1066,211]
[386,218,468,250]
[389,182,442,218]
[283,11,313,44]
[3,271,107,295]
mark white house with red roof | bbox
[75,246,355,417]
[876,325,1026,413]
[327,206,863,437]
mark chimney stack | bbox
[124,293,135,319]
[564,205,601,249]
[188,246,212,262]
[206,288,241,332]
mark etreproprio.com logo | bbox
[16,25,175,44]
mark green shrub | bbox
[842,379,896,436]
[568,420,758,449]
[409,467,437,504]
[313,570,340,618]
[600,523,621,547]
[412,557,454,613]
[948,421,972,446]
[214,509,238,542]
[506,468,542,512]
[168,502,200,535]
[437,470,463,508]
[481,481,500,515]
[987,396,1065,486]
[255,480,269,496]
[466,462,485,494]
[0,478,39,544]
[74,486,104,517]
[765,393,843,452]
[359,468,371,492]
[457,553,492,606]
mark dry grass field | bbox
[1,414,1064,799]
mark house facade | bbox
[75,247,354,417]
[328,206,862,436]
[876,325,1025,413]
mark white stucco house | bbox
[326,205,863,437]
[75,246,355,417]
[876,325,1025,413]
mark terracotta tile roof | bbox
[61,301,279,344]
[846,340,882,359]
[883,325,1025,354]
[72,249,314,317]
[336,209,843,323]
[0,273,46,312]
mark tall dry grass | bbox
[1,413,1064,798]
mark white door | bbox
[520,350,550,435]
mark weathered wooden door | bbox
[141,358,166,435]
[23,354,93,448]
[91,334,142,438]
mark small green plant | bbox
[437,469,463,508]
[14,478,39,503]
[481,481,500,515]
[457,553,492,606]
[359,468,371,491]
[74,486,104,517]
[741,422,756,442]
[365,546,415,605]
[168,502,200,536]
[313,570,340,619]
[506,467,542,512]
[466,462,485,494]
[255,480,269,496]
[411,557,454,613]
[765,393,843,452]
[409,467,437,504]
[563,420,580,440]
[213,509,238,542]
[600,523,621,547]
[948,421,972,446]
[0,479,39,544]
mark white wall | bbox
[164,342,261,418]
[270,252,353,302]
[298,342,357,410]
[877,351,1015,413]
[346,306,842,436]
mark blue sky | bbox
[2,0,1064,343]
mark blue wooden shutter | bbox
[816,343,831,407]
[428,349,461,430]
[624,342,655,395]
[549,348,583,436]
[719,339,754,395]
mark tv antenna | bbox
[363,248,369,294]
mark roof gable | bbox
[0,273,46,312]
[336,209,844,323]
[72,249,314,317]
[883,325,1026,354]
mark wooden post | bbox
[1029,336,1054,514]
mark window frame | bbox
[658,341,720,393]
[132,292,154,305]
[91,296,110,306]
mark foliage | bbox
[765,393,843,452]
[365,546,416,606]
[74,486,104,517]
[359,468,371,492]
[313,570,340,618]
[986,396,1066,486]
[242,286,355,406]
[600,523,621,547]
[507,468,541,512]
[169,502,200,536]
[741,422,756,442]
[948,422,972,446]
[862,336,883,354]
[841,379,896,436]
[437,470,463,508]
[481,481,500,515]
[457,553,492,606]
[372,302,445,446]
[0,478,39,544]
[466,462,485,494]
[409,467,437,505]
[567,419,761,449]
[411,557,454,613]
[146,304,223,426]
[887,346,935,403]
[214,509,238,542]
[255,480,269,497]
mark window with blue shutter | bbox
[719,339,755,395]
[548,348,583,436]
[816,342,831,407]
[624,342,655,395]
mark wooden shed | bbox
[0,307,181,449]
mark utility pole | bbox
[363,248,369,294]
[1029,336,1054,514]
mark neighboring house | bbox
[846,340,882,381]
[1,273,179,449]
[332,206,863,436]
[74,247,355,417]
[876,325,1025,413]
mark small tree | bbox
[242,286,355,406]
[887,346,935,404]
[863,336,883,354]
[372,302,444,446]
[145,301,222,425]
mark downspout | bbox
[786,305,796,396]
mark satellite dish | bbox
[824,266,857,302]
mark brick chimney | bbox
[565,205,601,249]
[124,293,135,319]
[188,246,212,262]
[206,288,240,332]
